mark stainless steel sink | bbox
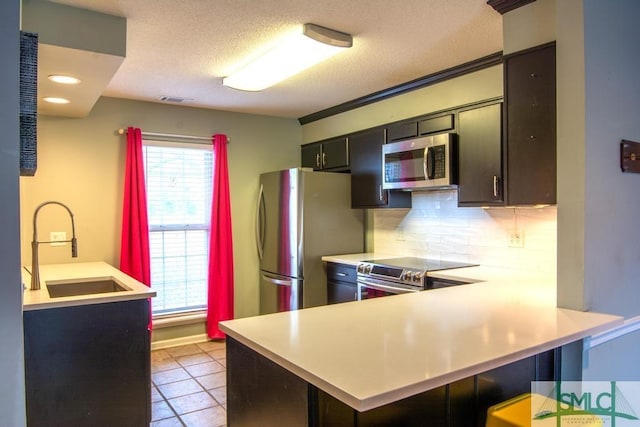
[46,278,130,298]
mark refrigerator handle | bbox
[255,184,265,260]
[262,273,293,287]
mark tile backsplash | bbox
[372,190,557,274]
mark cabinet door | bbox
[326,262,357,304]
[419,114,454,136]
[505,43,556,205]
[24,300,151,425]
[327,281,358,304]
[301,143,322,170]
[387,121,418,142]
[349,128,411,209]
[457,102,503,206]
[322,137,349,170]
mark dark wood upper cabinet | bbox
[504,43,556,205]
[349,128,411,209]
[301,137,349,171]
[419,114,454,136]
[303,44,555,208]
[386,113,455,143]
[386,121,418,142]
[457,102,504,206]
[301,142,322,170]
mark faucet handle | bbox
[71,237,78,258]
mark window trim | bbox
[143,138,213,317]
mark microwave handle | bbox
[425,147,436,179]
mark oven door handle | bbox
[357,279,419,294]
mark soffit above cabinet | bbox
[22,0,126,118]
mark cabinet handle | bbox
[316,153,321,168]
[379,185,385,202]
[322,152,327,167]
[336,272,347,277]
[530,73,538,78]
[530,135,536,140]
[493,175,499,198]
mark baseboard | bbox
[151,333,209,350]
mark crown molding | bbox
[486,0,536,15]
[298,51,503,125]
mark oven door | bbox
[356,278,420,300]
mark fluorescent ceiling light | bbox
[48,74,81,85]
[223,23,352,91]
[43,97,70,104]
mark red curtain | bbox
[207,134,234,339]
[119,127,152,324]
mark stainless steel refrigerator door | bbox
[257,169,302,278]
[259,271,303,315]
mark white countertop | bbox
[321,252,400,266]
[22,262,156,311]
[221,257,622,412]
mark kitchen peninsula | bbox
[22,262,155,425]
[220,265,622,426]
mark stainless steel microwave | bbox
[382,133,457,190]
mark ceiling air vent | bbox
[159,95,192,103]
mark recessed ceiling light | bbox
[43,97,70,104]
[48,74,81,85]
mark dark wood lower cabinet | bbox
[327,262,358,304]
[23,299,151,426]
[227,337,563,427]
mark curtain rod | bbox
[116,128,229,143]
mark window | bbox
[143,141,213,315]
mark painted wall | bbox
[301,65,503,143]
[0,0,27,425]
[502,0,556,55]
[20,97,301,326]
[579,0,640,380]
[373,192,557,275]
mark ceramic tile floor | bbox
[151,341,227,427]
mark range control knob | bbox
[413,272,423,283]
[357,264,365,274]
[403,271,413,282]
[364,264,373,274]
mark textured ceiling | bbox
[47,0,503,119]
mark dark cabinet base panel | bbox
[227,337,562,427]
[24,299,151,426]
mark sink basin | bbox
[46,278,130,298]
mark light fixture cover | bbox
[48,74,81,85]
[43,97,70,104]
[223,23,352,91]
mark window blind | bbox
[143,142,213,314]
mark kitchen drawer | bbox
[326,262,357,284]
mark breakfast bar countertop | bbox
[221,256,622,412]
[22,262,156,311]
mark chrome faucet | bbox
[31,201,78,290]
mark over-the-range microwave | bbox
[382,133,458,190]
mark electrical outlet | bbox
[396,228,405,241]
[508,230,524,248]
[50,231,67,246]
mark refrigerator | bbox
[256,168,363,314]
